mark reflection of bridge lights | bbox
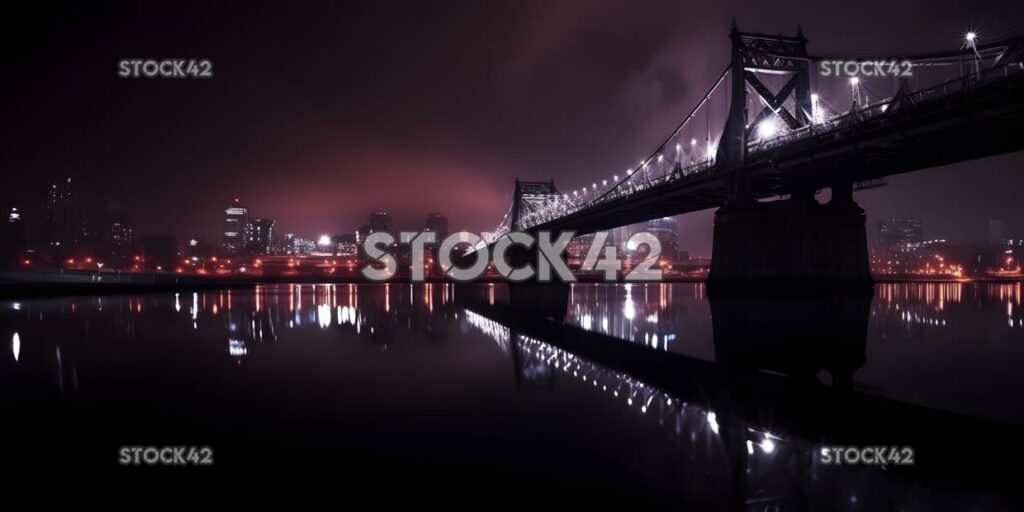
[706,412,720,434]
[228,338,247,357]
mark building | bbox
[424,213,449,242]
[100,213,134,266]
[278,233,297,254]
[334,234,359,258]
[369,212,393,234]
[876,218,922,248]
[222,199,249,255]
[41,177,73,249]
[1,207,26,267]
[245,218,275,254]
[645,217,680,261]
[356,225,371,245]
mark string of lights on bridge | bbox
[484,30,1017,244]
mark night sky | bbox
[3,0,1023,255]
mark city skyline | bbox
[3,1,1024,256]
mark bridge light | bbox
[756,118,779,140]
[965,31,977,43]
[613,175,619,181]
[657,154,664,163]
[849,76,860,86]
[691,138,697,146]
[675,143,681,153]
[602,180,607,186]
[592,183,597,189]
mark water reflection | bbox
[1,282,1022,508]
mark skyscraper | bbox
[425,213,448,241]
[245,218,275,254]
[222,199,249,255]
[369,212,393,234]
[1,207,26,267]
[876,218,923,248]
[101,213,134,266]
[42,177,73,248]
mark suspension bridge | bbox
[474,24,1024,287]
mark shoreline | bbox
[0,269,1020,299]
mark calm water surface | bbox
[1,282,1022,508]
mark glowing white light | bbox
[760,435,776,454]
[318,234,332,246]
[746,440,754,454]
[317,304,331,328]
[613,175,619,181]
[12,332,19,362]
[849,76,860,86]
[657,154,663,163]
[707,412,720,434]
[756,118,779,140]
[691,138,697,146]
[602,180,607,186]
[810,93,824,124]
[965,31,977,43]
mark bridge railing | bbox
[510,54,1024,233]
[515,159,717,230]
[748,60,1024,155]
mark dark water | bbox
[1,282,1022,508]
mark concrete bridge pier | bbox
[708,182,872,290]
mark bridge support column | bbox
[708,189,872,290]
[504,243,571,321]
[507,282,570,322]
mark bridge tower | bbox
[717,23,813,179]
[507,179,571,320]
[711,25,871,291]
